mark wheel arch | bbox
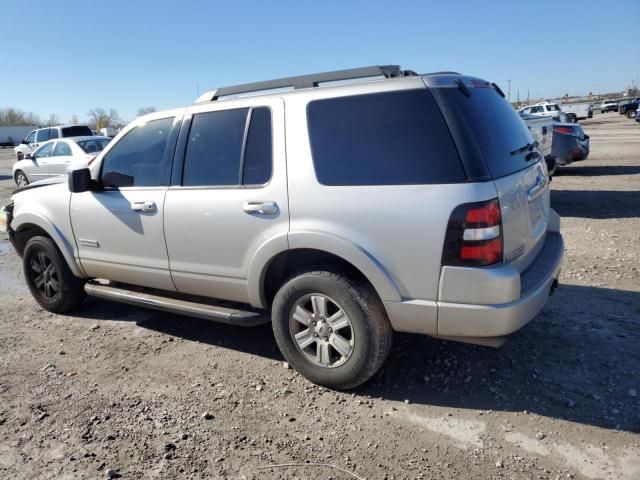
[247,231,403,309]
[11,213,85,278]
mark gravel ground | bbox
[0,113,638,479]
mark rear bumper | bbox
[437,231,563,338]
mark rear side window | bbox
[49,129,59,139]
[35,129,50,142]
[182,107,273,187]
[101,117,174,188]
[62,126,93,137]
[53,141,72,156]
[307,90,465,186]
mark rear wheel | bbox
[14,170,28,187]
[271,270,392,389]
[626,110,637,119]
[23,236,86,313]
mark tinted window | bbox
[25,131,36,143]
[183,108,248,186]
[242,107,272,185]
[35,142,54,158]
[307,90,464,186]
[101,117,174,188]
[546,104,559,111]
[61,126,93,137]
[48,129,59,139]
[77,138,110,153]
[53,141,72,156]
[438,85,536,179]
[36,129,50,142]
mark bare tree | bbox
[87,108,111,131]
[0,108,41,126]
[136,106,156,117]
[46,114,60,127]
[70,114,79,125]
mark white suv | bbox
[14,125,93,160]
[0,66,564,389]
[518,102,562,120]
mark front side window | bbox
[100,117,174,188]
[25,131,36,143]
[307,90,464,186]
[53,141,72,156]
[35,129,50,143]
[34,142,54,158]
[546,104,559,112]
[48,129,60,139]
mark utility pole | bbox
[508,79,511,103]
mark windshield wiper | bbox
[510,141,538,156]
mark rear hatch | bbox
[427,76,550,272]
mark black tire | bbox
[568,114,577,123]
[626,110,636,119]
[23,236,86,313]
[17,152,24,161]
[14,170,29,187]
[271,269,392,390]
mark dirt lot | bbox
[0,113,638,480]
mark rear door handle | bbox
[131,201,156,212]
[243,201,278,215]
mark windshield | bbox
[77,138,110,153]
[61,126,93,137]
[437,85,536,179]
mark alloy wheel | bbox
[289,293,355,368]
[29,252,59,299]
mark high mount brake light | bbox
[441,199,503,267]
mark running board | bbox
[84,282,268,326]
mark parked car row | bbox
[599,97,640,118]
[1,66,564,389]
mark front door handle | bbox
[243,201,278,215]
[131,201,156,212]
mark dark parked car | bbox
[552,123,590,166]
[618,98,640,118]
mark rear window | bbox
[61,126,93,137]
[77,138,110,153]
[438,85,535,179]
[307,90,465,186]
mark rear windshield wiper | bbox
[510,141,538,156]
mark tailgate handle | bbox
[527,176,548,201]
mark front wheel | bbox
[14,170,29,187]
[17,152,24,161]
[271,270,392,389]
[23,236,86,313]
[626,110,637,119]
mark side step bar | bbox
[84,282,268,326]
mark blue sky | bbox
[2,0,638,124]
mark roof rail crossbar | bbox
[196,65,414,102]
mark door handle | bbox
[131,201,156,212]
[243,201,278,215]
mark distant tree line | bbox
[0,106,157,130]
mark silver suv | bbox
[0,66,564,389]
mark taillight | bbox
[553,126,575,135]
[442,199,503,267]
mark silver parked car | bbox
[12,136,111,186]
[0,66,563,389]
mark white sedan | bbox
[12,136,111,187]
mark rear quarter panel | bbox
[283,83,499,302]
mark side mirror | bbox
[68,168,91,193]
[26,153,33,160]
[20,139,28,145]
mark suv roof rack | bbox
[195,65,417,103]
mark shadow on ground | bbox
[551,189,640,219]
[555,165,640,176]
[71,282,640,433]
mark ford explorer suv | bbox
[14,125,94,161]
[0,66,564,389]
